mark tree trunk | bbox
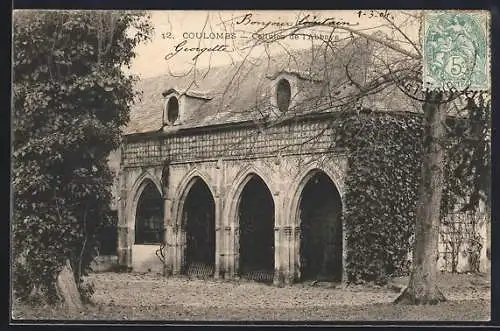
[395,91,447,305]
[56,259,83,310]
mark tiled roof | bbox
[124,40,421,135]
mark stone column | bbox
[282,225,293,285]
[230,220,239,278]
[214,196,223,279]
[163,197,173,276]
[273,225,282,285]
[282,192,294,285]
[292,225,301,282]
[117,226,131,268]
[273,192,285,286]
[168,198,184,275]
[223,224,233,279]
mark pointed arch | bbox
[127,171,163,228]
[289,167,344,282]
[288,165,344,226]
[225,165,276,282]
[171,168,216,225]
[180,176,217,276]
[128,173,164,245]
[224,164,275,223]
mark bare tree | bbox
[160,10,489,304]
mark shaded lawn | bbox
[12,299,490,321]
[12,271,490,322]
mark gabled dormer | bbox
[162,88,212,128]
[266,70,323,114]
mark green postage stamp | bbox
[423,11,490,92]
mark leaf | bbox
[12,10,152,300]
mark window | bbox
[165,96,179,124]
[276,79,292,112]
[135,181,164,244]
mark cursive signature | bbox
[164,40,231,61]
[235,13,358,30]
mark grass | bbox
[11,271,491,322]
[12,299,490,321]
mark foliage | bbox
[334,111,423,284]
[333,105,489,283]
[438,94,490,273]
[12,10,152,303]
[442,95,491,215]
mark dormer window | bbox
[276,79,291,112]
[165,96,179,125]
[161,88,212,129]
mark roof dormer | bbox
[266,70,324,115]
[162,89,181,126]
[162,88,212,128]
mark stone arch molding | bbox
[171,168,216,227]
[223,163,276,226]
[286,162,345,228]
[126,171,163,228]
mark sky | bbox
[127,10,421,79]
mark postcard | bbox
[11,9,491,322]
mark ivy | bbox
[333,108,487,284]
[333,112,422,284]
[12,11,152,303]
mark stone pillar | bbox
[214,196,223,279]
[230,221,239,278]
[221,180,234,279]
[282,188,294,285]
[173,223,183,275]
[282,225,293,285]
[223,224,234,279]
[273,225,282,285]
[167,199,184,275]
[117,226,131,268]
[292,225,301,282]
[163,198,173,276]
[273,192,286,286]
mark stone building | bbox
[114,44,490,284]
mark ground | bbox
[12,272,490,321]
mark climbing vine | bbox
[12,11,152,303]
[332,105,488,284]
[334,111,422,284]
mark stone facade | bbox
[116,44,490,283]
[117,114,349,284]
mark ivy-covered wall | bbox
[337,112,422,283]
[336,110,487,283]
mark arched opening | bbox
[135,180,164,244]
[166,96,179,124]
[182,177,216,277]
[237,175,275,283]
[298,171,342,282]
[276,79,291,112]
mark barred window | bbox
[135,181,164,244]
